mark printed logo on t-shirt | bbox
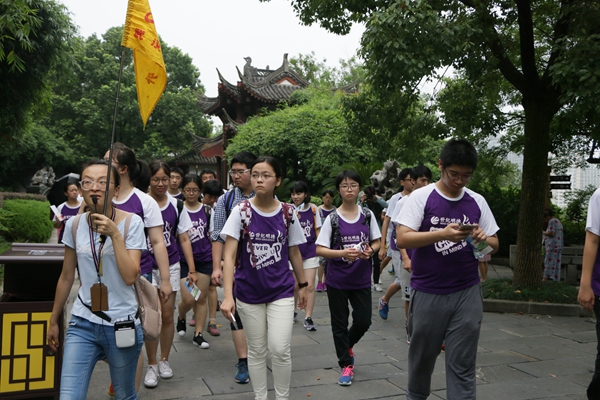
[301,218,314,238]
[248,230,284,269]
[429,214,472,256]
[163,220,173,247]
[340,232,369,264]
[188,218,207,243]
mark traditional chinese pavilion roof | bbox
[196,54,309,120]
[171,149,217,166]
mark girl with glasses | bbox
[316,170,382,386]
[145,160,197,386]
[220,156,308,400]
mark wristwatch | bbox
[298,281,308,289]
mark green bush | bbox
[1,199,53,243]
[482,278,578,304]
[477,186,521,258]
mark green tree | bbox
[0,0,76,138]
[226,88,370,191]
[42,26,212,163]
[270,0,600,288]
[290,52,365,88]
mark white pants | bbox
[237,297,295,400]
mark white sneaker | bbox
[374,284,383,292]
[144,364,159,388]
[158,359,173,379]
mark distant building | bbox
[186,54,310,187]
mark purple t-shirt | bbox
[149,198,192,268]
[318,206,335,223]
[586,188,600,296]
[315,207,381,290]
[179,205,212,262]
[398,185,499,294]
[220,202,305,304]
[113,188,163,275]
[297,204,319,260]
[56,202,81,244]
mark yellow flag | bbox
[121,0,166,128]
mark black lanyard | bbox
[88,208,115,278]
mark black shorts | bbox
[180,259,213,279]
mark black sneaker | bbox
[176,318,186,337]
[303,317,317,331]
[192,333,210,349]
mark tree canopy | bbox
[0,0,76,139]
[270,0,600,287]
[226,87,370,191]
[41,26,212,162]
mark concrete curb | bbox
[483,298,594,317]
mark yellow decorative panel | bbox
[0,311,55,394]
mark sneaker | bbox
[234,361,250,383]
[108,382,115,396]
[293,311,298,323]
[388,267,395,274]
[405,319,411,344]
[338,365,354,386]
[144,365,159,388]
[158,359,173,379]
[323,283,327,291]
[348,347,355,366]
[316,282,324,292]
[207,323,220,336]
[304,317,317,331]
[378,277,382,284]
[378,297,389,320]
[176,318,186,337]
[193,332,210,349]
[189,318,196,327]
[374,284,383,292]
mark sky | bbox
[57,0,365,98]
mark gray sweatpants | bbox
[406,283,483,400]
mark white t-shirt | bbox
[64,213,147,325]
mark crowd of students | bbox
[50,137,600,400]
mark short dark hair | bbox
[335,170,362,190]
[230,151,257,170]
[364,185,377,199]
[202,179,223,197]
[200,169,217,179]
[149,160,170,177]
[290,181,310,205]
[252,156,283,178]
[170,167,183,177]
[181,174,202,191]
[398,168,412,181]
[440,138,478,170]
[322,189,334,197]
[411,165,432,181]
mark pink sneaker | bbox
[323,283,327,291]
[189,318,196,327]
[316,282,324,292]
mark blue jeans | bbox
[60,315,143,399]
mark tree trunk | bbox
[513,94,555,288]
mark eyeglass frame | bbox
[229,168,251,177]
[339,183,360,191]
[79,179,114,191]
[443,168,473,183]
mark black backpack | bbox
[329,208,372,250]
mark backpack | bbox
[329,207,372,250]
[203,204,212,228]
[71,212,162,341]
[224,189,237,218]
[174,198,184,232]
[237,199,295,268]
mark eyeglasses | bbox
[80,179,112,191]
[151,177,170,184]
[339,184,360,191]
[229,169,250,177]
[444,169,473,183]
[183,188,199,194]
[251,173,275,180]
